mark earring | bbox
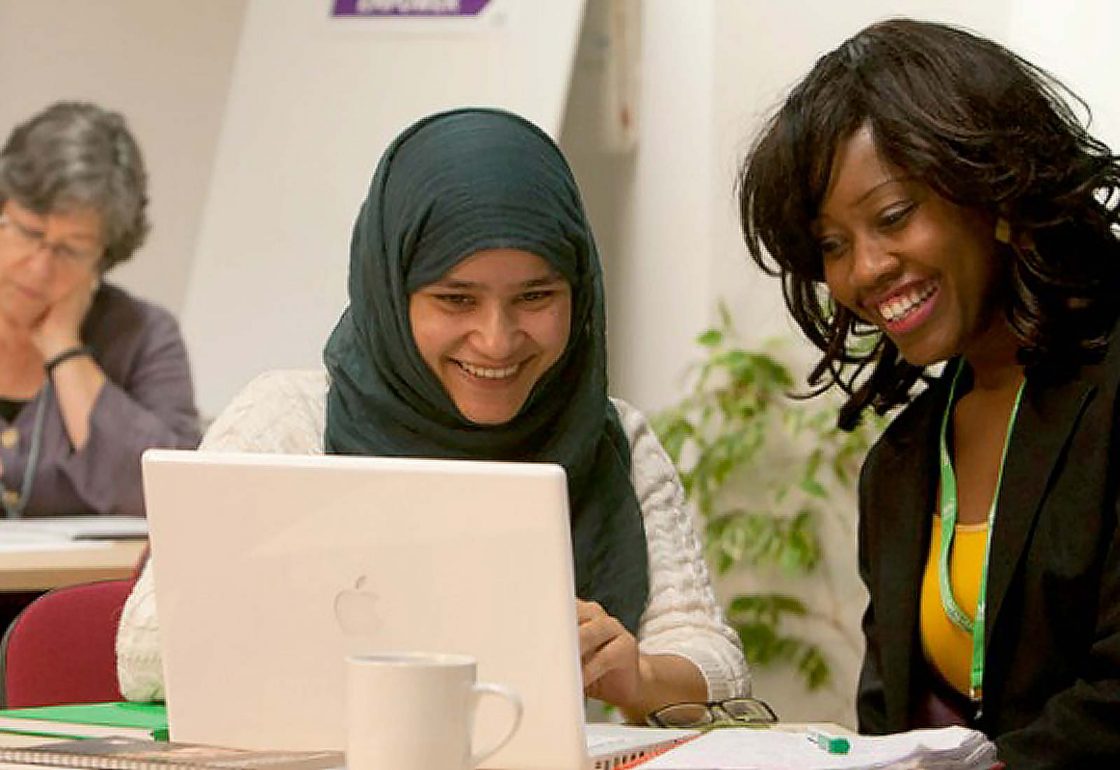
[995,218,1012,244]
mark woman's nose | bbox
[18,244,55,282]
[472,304,519,359]
[849,236,899,290]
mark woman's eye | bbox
[878,202,915,229]
[519,290,555,304]
[53,245,80,262]
[818,237,845,260]
[434,294,474,308]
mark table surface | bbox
[0,540,145,592]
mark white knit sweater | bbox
[116,370,748,702]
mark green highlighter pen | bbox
[807,728,851,755]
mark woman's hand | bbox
[28,271,105,449]
[578,598,711,723]
[578,599,645,711]
[30,272,97,360]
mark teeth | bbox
[879,285,935,322]
[458,361,520,379]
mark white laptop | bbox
[142,450,692,770]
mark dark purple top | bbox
[0,282,201,517]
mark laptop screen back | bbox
[143,449,590,769]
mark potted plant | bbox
[652,304,884,692]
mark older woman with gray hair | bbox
[0,101,200,519]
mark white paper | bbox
[0,516,147,541]
[640,726,992,770]
[0,540,113,554]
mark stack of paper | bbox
[639,725,996,770]
[0,516,148,542]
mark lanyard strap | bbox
[937,364,1025,703]
[0,382,52,519]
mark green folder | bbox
[0,701,168,741]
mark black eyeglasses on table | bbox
[646,697,779,728]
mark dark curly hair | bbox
[738,18,1120,430]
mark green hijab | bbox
[323,108,649,633]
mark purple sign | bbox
[332,0,491,16]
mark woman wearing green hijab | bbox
[117,108,747,721]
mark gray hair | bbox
[0,101,150,270]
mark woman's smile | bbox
[453,358,524,381]
[869,280,940,335]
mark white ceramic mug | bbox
[345,652,522,770]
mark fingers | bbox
[582,632,632,688]
[576,602,642,710]
[576,598,602,623]
[31,273,96,355]
[577,600,621,658]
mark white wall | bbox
[0,0,246,315]
[561,1,715,413]
[1003,0,1120,150]
[180,0,587,416]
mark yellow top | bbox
[919,514,988,696]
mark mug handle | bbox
[469,682,523,768]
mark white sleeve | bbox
[115,558,163,702]
[116,370,329,701]
[613,398,751,701]
[196,369,329,453]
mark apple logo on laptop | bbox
[333,575,382,638]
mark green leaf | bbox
[799,478,828,499]
[727,592,808,623]
[717,300,733,331]
[697,328,723,348]
[729,618,831,689]
[797,646,832,690]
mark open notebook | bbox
[142,450,693,770]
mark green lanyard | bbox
[937,365,1025,703]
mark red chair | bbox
[0,577,136,708]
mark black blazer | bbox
[856,334,1120,768]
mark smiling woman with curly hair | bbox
[739,17,1120,768]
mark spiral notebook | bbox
[0,736,343,770]
[142,450,693,770]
